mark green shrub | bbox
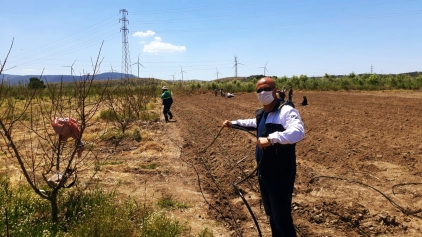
[99,109,118,121]
[0,177,53,236]
[0,176,187,236]
[197,227,214,237]
[132,128,142,142]
[140,163,157,169]
[140,211,184,237]
[139,111,159,121]
[157,195,190,210]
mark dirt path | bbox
[90,118,234,236]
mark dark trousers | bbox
[259,163,296,236]
[163,103,173,121]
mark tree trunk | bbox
[50,191,59,223]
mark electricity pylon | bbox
[120,9,132,78]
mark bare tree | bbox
[104,77,158,134]
[0,40,109,223]
[104,81,138,134]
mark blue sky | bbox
[1,0,421,81]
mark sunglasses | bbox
[256,87,274,93]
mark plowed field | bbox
[169,90,422,236]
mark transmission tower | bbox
[371,64,374,74]
[120,9,132,77]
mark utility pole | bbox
[371,65,373,74]
[120,9,132,78]
[132,53,145,78]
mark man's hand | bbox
[222,120,232,128]
[257,137,271,149]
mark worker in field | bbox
[220,89,225,97]
[222,77,305,237]
[277,90,285,101]
[277,90,295,108]
[288,86,293,101]
[227,92,234,98]
[160,86,174,122]
[214,88,218,96]
[301,96,308,106]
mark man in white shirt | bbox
[222,77,305,237]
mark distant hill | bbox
[2,71,420,85]
[0,72,138,84]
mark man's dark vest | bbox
[255,100,296,178]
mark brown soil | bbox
[3,90,422,236]
[168,90,422,236]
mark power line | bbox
[133,10,422,34]
[130,0,419,25]
[12,16,118,60]
[130,0,271,15]
[130,0,416,16]
[11,32,120,69]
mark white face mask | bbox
[257,91,274,105]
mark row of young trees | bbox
[167,72,422,94]
[0,40,160,228]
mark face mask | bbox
[257,91,274,105]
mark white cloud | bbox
[133,30,155,37]
[143,37,186,53]
[139,41,145,44]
